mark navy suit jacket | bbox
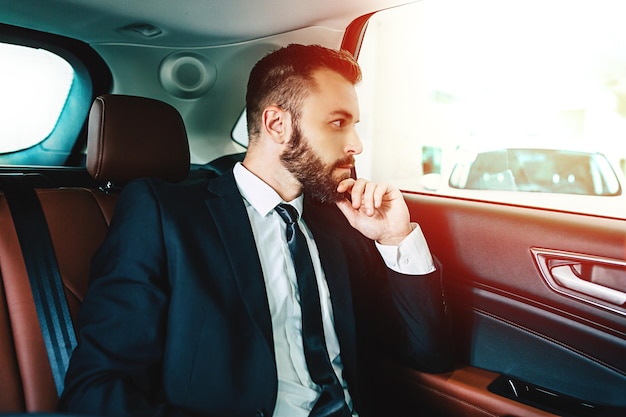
[59,169,452,417]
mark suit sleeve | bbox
[384,258,454,373]
[353,229,454,374]
[309,202,454,374]
[58,180,195,417]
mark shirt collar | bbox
[233,162,304,218]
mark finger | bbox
[349,178,368,209]
[362,181,390,215]
[361,181,379,215]
[372,182,389,208]
[336,178,355,194]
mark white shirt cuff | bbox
[375,223,435,275]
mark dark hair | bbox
[245,44,362,142]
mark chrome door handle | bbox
[531,247,626,314]
[550,264,626,306]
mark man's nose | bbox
[345,131,363,155]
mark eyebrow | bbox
[328,110,354,120]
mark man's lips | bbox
[335,157,355,171]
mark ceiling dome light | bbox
[119,23,163,38]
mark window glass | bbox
[232,110,249,148]
[356,0,626,219]
[0,43,74,153]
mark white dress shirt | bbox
[232,162,434,417]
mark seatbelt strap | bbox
[4,186,77,396]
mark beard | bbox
[280,123,354,204]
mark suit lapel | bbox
[204,171,274,354]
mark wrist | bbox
[376,222,416,246]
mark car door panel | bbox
[391,192,626,416]
[381,361,560,417]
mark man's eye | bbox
[331,120,344,128]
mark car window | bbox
[0,43,74,154]
[355,0,626,219]
[231,110,249,148]
[0,35,99,167]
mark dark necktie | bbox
[274,204,352,417]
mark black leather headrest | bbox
[86,94,190,184]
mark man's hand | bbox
[335,178,413,246]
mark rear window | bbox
[0,28,108,167]
[0,43,74,153]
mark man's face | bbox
[280,69,362,204]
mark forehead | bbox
[303,69,360,118]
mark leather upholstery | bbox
[380,359,559,417]
[37,189,115,321]
[87,94,190,184]
[0,95,189,413]
[0,226,26,411]
[0,193,58,411]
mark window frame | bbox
[0,23,112,167]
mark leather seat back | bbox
[0,94,189,412]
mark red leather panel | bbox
[89,189,119,226]
[382,359,559,417]
[0,201,26,412]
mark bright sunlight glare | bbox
[0,44,74,153]
[357,0,626,176]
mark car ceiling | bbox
[0,0,417,164]
[0,0,415,47]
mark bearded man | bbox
[59,44,453,417]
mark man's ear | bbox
[262,106,291,144]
